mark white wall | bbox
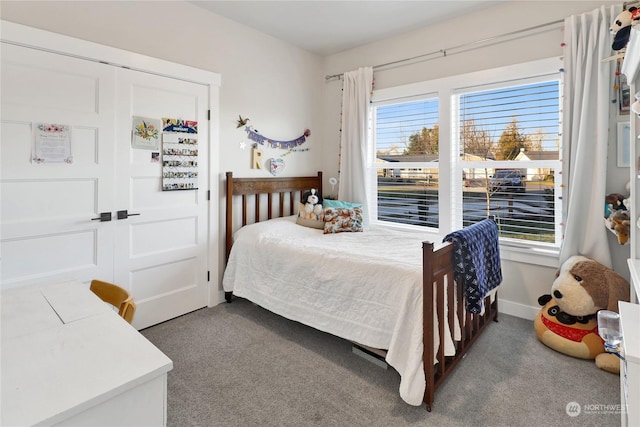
[317,0,629,319]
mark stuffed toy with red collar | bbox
[534,255,630,373]
[535,294,603,359]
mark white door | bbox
[1,44,116,287]
[1,44,210,329]
[114,69,209,329]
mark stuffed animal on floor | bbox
[534,255,630,374]
[535,294,603,359]
[302,188,323,216]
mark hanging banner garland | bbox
[280,147,309,157]
[244,126,311,149]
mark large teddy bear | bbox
[534,255,630,373]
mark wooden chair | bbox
[90,280,136,323]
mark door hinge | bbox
[207,271,210,282]
[207,110,211,121]
[207,190,210,200]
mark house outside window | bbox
[370,58,562,251]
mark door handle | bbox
[117,210,141,220]
[91,212,112,222]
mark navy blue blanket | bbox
[443,218,502,313]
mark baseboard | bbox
[498,298,539,321]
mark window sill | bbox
[499,242,559,268]
[373,220,560,268]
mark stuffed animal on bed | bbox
[534,255,630,374]
[302,188,323,216]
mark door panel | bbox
[2,57,102,114]
[2,230,98,280]
[132,179,200,208]
[114,69,209,329]
[127,256,201,328]
[1,44,115,288]
[3,179,96,221]
[130,217,199,256]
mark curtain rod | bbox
[325,19,566,81]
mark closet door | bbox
[1,43,210,329]
[113,69,209,329]
[0,44,116,288]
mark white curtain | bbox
[338,66,373,219]
[560,5,616,267]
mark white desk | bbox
[1,281,173,426]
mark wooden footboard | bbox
[225,171,498,411]
[422,241,498,411]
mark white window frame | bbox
[371,58,562,266]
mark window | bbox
[373,96,439,227]
[370,58,562,249]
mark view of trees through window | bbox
[374,77,561,245]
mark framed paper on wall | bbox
[618,121,631,167]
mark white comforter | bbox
[222,216,457,406]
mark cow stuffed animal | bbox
[534,255,630,373]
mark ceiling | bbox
[190,1,503,56]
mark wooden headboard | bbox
[225,171,323,260]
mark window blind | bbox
[456,79,561,244]
[373,97,440,227]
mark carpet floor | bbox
[141,298,621,427]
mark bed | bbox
[222,171,499,411]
